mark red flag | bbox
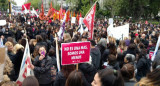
[80,13,82,17]
[83,4,96,39]
[39,2,45,20]
[73,12,75,17]
[22,3,31,11]
[76,13,79,24]
[59,6,63,20]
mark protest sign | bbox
[109,18,113,25]
[0,20,6,26]
[79,17,84,25]
[61,42,90,65]
[71,17,76,23]
[0,48,6,82]
[107,23,129,40]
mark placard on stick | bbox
[61,42,90,65]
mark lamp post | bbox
[8,0,11,20]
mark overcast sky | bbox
[14,0,26,6]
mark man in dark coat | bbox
[90,40,101,70]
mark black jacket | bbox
[33,55,53,84]
[136,57,151,81]
[90,47,101,69]
[79,63,97,84]
[54,72,66,86]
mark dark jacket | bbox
[33,55,53,84]
[102,49,109,63]
[79,63,97,84]
[136,57,151,81]
[8,51,15,64]
[13,49,24,79]
[90,47,101,69]
[54,70,91,86]
[54,71,66,86]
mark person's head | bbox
[141,34,146,39]
[81,35,88,42]
[13,44,24,54]
[7,37,14,45]
[38,46,46,56]
[127,43,136,50]
[121,64,134,81]
[108,54,117,66]
[61,65,76,78]
[48,48,55,57]
[65,70,83,86]
[90,40,96,48]
[134,38,140,44]
[136,68,160,86]
[119,40,126,50]
[36,35,43,43]
[5,41,13,52]
[64,33,71,42]
[108,42,117,55]
[22,76,39,86]
[91,68,124,86]
[124,54,135,63]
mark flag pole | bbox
[55,34,61,71]
[76,64,78,70]
[84,0,98,18]
[8,0,11,20]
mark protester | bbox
[136,49,151,81]
[31,46,54,86]
[22,76,39,86]
[54,65,76,86]
[65,70,90,86]
[135,68,160,86]
[90,40,101,70]
[5,41,15,63]
[91,68,124,86]
[121,64,135,86]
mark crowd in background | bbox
[0,13,160,86]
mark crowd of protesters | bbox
[0,13,160,86]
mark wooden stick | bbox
[76,64,78,70]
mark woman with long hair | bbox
[135,68,160,86]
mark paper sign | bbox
[71,17,76,23]
[79,17,84,25]
[149,51,154,60]
[0,20,6,26]
[107,23,129,40]
[61,42,90,65]
[109,18,113,25]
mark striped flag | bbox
[16,40,34,86]
[57,11,68,40]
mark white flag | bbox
[16,40,34,86]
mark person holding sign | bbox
[30,46,54,86]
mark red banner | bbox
[61,42,90,65]
[83,4,96,39]
[22,3,31,11]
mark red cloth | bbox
[83,4,96,39]
[135,33,139,37]
[22,3,31,11]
